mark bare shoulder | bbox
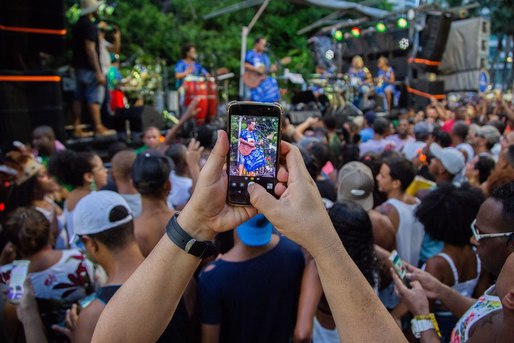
[467,309,502,342]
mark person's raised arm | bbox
[247,143,406,342]
[160,98,200,150]
[185,138,203,192]
[16,278,48,343]
[293,256,323,343]
[92,131,257,343]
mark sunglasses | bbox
[470,219,514,242]
[73,235,86,251]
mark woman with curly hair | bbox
[294,200,378,343]
[415,183,490,342]
[48,150,107,242]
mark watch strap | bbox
[166,213,218,259]
[411,313,441,338]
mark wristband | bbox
[411,313,441,338]
[166,213,218,259]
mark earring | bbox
[90,179,97,192]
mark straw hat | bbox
[80,0,103,16]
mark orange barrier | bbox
[408,57,441,67]
[406,86,445,100]
[0,24,66,36]
[0,75,61,82]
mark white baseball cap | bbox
[72,191,133,243]
[429,143,465,175]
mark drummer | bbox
[174,43,210,89]
[347,55,372,108]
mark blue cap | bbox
[360,128,374,143]
[236,214,273,247]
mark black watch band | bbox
[166,213,218,259]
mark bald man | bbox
[111,150,141,217]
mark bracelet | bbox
[165,213,218,259]
[411,313,441,338]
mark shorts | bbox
[74,68,102,104]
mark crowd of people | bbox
[0,86,513,343]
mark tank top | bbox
[96,285,190,343]
[451,286,501,343]
[436,252,481,298]
[385,198,425,266]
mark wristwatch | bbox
[166,213,218,259]
[410,313,441,339]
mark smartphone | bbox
[389,250,407,281]
[8,260,30,304]
[226,101,282,205]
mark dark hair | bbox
[491,182,514,225]
[300,148,319,179]
[474,155,495,184]
[323,116,338,131]
[329,201,377,287]
[360,153,387,207]
[181,43,195,58]
[254,36,265,45]
[373,117,390,136]
[452,121,469,141]
[415,183,484,246]
[108,141,129,162]
[6,175,40,213]
[196,125,215,149]
[383,156,416,192]
[132,152,171,197]
[33,126,55,140]
[48,150,95,187]
[433,129,452,148]
[4,207,50,256]
[87,205,135,251]
[488,120,506,135]
[165,144,187,174]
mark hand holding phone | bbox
[389,250,408,282]
[226,101,282,205]
[8,260,31,304]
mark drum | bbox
[206,77,218,122]
[183,76,208,125]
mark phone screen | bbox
[8,260,30,304]
[389,250,407,280]
[227,102,281,205]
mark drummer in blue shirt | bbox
[175,43,209,89]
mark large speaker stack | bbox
[438,17,490,92]
[0,0,66,148]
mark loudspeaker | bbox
[0,71,65,148]
[408,80,445,110]
[109,106,165,133]
[413,12,453,73]
[0,0,66,61]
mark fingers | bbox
[275,182,287,197]
[248,182,278,217]
[199,131,228,184]
[410,281,423,291]
[277,166,289,183]
[278,142,309,182]
[391,268,407,295]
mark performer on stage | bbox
[238,119,266,176]
[348,55,372,108]
[174,43,209,89]
[375,56,396,113]
[244,37,280,103]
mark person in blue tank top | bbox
[244,37,280,103]
[375,56,396,113]
[174,43,209,89]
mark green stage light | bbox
[397,17,408,29]
[376,22,387,33]
[334,30,343,41]
[351,27,361,38]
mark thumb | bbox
[248,182,278,217]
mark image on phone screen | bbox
[227,111,280,204]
